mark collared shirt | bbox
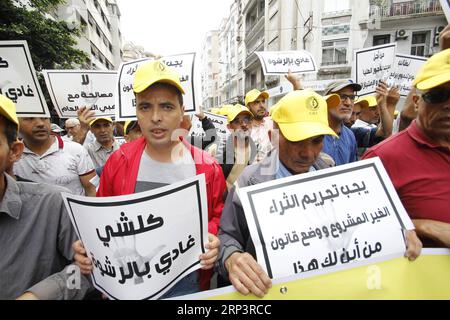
[352,119,377,129]
[322,124,358,166]
[276,158,315,180]
[85,139,120,168]
[363,121,450,226]
[250,117,273,163]
[0,174,77,299]
[14,135,95,195]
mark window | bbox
[258,0,265,18]
[373,34,391,46]
[250,73,257,87]
[88,13,95,27]
[322,39,348,65]
[324,0,349,12]
[411,31,430,56]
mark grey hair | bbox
[65,118,80,127]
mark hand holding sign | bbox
[225,251,272,298]
[199,233,220,270]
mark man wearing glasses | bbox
[215,104,257,189]
[363,49,450,248]
[322,80,361,165]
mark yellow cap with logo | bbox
[245,89,269,107]
[413,48,450,90]
[89,117,113,126]
[133,60,185,94]
[354,95,377,108]
[0,94,19,128]
[226,104,253,123]
[271,90,337,142]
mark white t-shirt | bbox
[135,144,196,193]
[14,136,95,195]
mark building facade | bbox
[201,31,221,109]
[53,0,123,70]
[202,0,445,106]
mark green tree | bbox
[0,0,88,71]
[0,0,89,122]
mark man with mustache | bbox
[13,116,96,197]
[363,49,450,248]
[217,90,422,298]
[322,80,361,165]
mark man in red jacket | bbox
[74,60,226,298]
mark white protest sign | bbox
[63,175,208,300]
[256,50,317,75]
[43,70,116,118]
[189,112,228,139]
[116,53,196,121]
[239,157,414,280]
[0,40,50,117]
[388,54,427,97]
[354,43,397,96]
[440,0,450,22]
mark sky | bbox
[116,0,234,57]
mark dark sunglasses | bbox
[422,88,450,104]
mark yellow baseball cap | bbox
[124,120,139,134]
[271,90,337,142]
[209,108,221,115]
[354,96,377,108]
[245,89,269,106]
[90,117,113,126]
[217,104,234,116]
[413,48,450,90]
[226,104,254,123]
[0,94,19,128]
[133,60,185,94]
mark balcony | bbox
[370,0,443,19]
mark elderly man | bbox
[64,118,81,139]
[64,117,95,146]
[321,80,361,165]
[363,48,450,248]
[217,89,421,298]
[245,89,273,163]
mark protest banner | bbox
[177,249,450,300]
[387,54,427,97]
[256,50,317,76]
[43,70,117,118]
[440,0,450,22]
[0,40,50,117]
[189,112,228,140]
[116,53,197,121]
[62,175,208,300]
[354,43,397,96]
[237,158,413,281]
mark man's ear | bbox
[412,94,420,111]
[181,105,185,122]
[9,140,24,164]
